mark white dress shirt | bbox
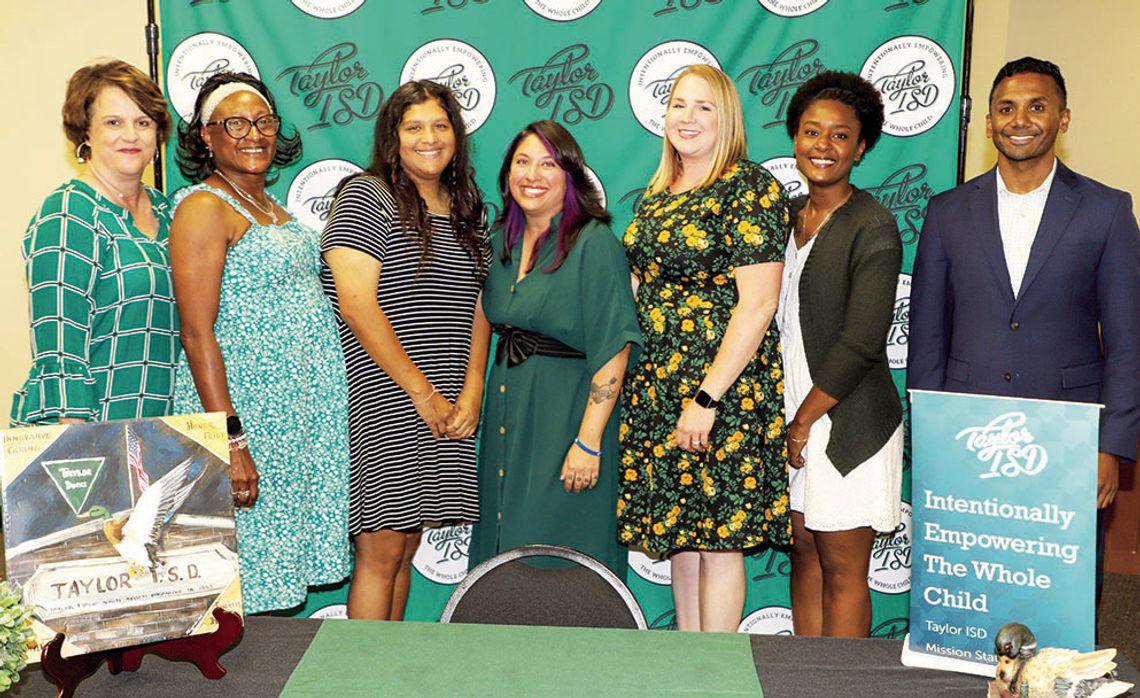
[996,158,1057,297]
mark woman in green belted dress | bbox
[469,120,642,576]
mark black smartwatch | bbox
[694,389,720,409]
[226,415,244,436]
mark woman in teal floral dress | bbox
[13,61,177,426]
[620,65,791,632]
[170,73,350,614]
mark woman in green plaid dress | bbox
[11,61,177,426]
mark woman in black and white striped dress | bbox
[321,81,491,621]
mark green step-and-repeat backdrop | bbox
[159,0,966,635]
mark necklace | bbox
[89,166,142,209]
[796,190,853,242]
[216,170,279,224]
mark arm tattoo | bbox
[589,376,618,405]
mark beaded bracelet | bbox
[573,437,601,457]
[228,431,250,451]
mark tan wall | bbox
[0,2,151,419]
[1,1,1137,419]
[964,0,1140,198]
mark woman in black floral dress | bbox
[619,65,791,632]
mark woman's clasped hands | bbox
[412,385,482,440]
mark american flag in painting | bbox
[126,426,149,492]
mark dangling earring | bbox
[75,141,89,163]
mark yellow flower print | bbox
[675,534,688,546]
[759,194,772,209]
[685,294,702,308]
[655,366,667,379]
[741,397,755,411]
[659,287,673,299]
[653,444,665,458]
[647,385,657,400]
[619,423,629,440]
[653,522,666,536]
[677,306,692,317]
[712,274,727,285]
[740,462,754,474]
[768,180,781,196]
[624,469,638,481]
[715,448,726,461]
[617,499,626,515]
[744,476,757,490]
[681,319,695,332]
[717,525,730,538]
[702,475,716,497]
[631,393,640,405]
[620,530,633,542]
[680,472,693,485]
[657,229,671,243]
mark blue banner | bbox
[902,390,1098,675]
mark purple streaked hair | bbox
[495,120,610,273]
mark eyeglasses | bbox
[206,115,282,139]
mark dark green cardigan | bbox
[789,188,902,476]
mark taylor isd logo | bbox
[166,32,259,122]
[287,159,363,232]
[738,39,826,130]
[510,44,613,124]
[886,273,910,371]
[412,524,471,585]
[277,43,383,131]
[759,156,806,199]
[402,39,496,134]
[738,605,794,635]
[756,0,829,17]
[653,0,724,17]
[861,35,955,137]
[628,41,721,136]
[956,413,1048,480]
[289,0,366,18]
[868,501,912,594]
[865,163,934,244]
[628,549,671,585]
[309,603,348,619]
[422,0,489,14]
[523,0,603,22]
[42,458,105,515]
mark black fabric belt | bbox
[493,325,585,367]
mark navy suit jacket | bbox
[908,161,1140,462]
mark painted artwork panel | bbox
[1,414,242,659]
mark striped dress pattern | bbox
[320,176,486,535]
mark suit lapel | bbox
[970,171,1016,302]
[1016,163,1081,302]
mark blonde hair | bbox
[646,64,747,196]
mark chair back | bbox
[439,544,647,629]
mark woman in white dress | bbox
[779,71,903,637]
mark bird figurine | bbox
[990,622,1133,698]
[82,458,206,577]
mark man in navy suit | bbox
[908,57,1140,605]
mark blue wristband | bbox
[573,437,601,457]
